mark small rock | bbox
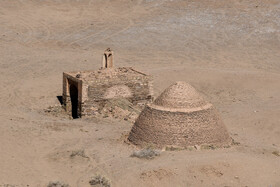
[194,145,201,150]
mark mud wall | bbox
[81,73,153,117]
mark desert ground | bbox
[0,0,279,186]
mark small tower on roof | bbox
[102,48,114,68]
[62,48,153,119]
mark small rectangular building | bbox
[63,67,153,118]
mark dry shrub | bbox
[272,151,280,157]
[89,174,111,187]
[131,148,161,159]
[47,181,69,187]
[165,146,184,151]
[70,149,88,159]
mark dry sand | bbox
[0,0,279,186]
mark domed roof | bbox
[128,81,231,148]
[153,81,208,109]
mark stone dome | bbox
[128,81,231,148]
[154,81,207,109]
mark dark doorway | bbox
[56,96,63,105]
[70,84,78,119]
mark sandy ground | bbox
[0,0,279,186]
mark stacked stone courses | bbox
[128,81,231,148]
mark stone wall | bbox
[62,73,83,118]
[62,68,153,118]
[128,105,231,148]
[81,72,153,117]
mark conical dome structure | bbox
[153,81,208,109]
[128,82,231,148]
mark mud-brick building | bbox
[62,49,153,118]
[128,81,231,148]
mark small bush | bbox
[232,138,241,145]
[201,144,216,150]
[89,174,111,187]
[70,149,88,158]
[272,151,280,157]
[165,146,184,151]
[47,181,69,187]
[131,148,161,159]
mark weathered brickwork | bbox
[128,104,231,148]
[62,67,153,118]
[128,82,231,148]
[62,72,83,117]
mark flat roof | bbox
[64,67,149,82]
